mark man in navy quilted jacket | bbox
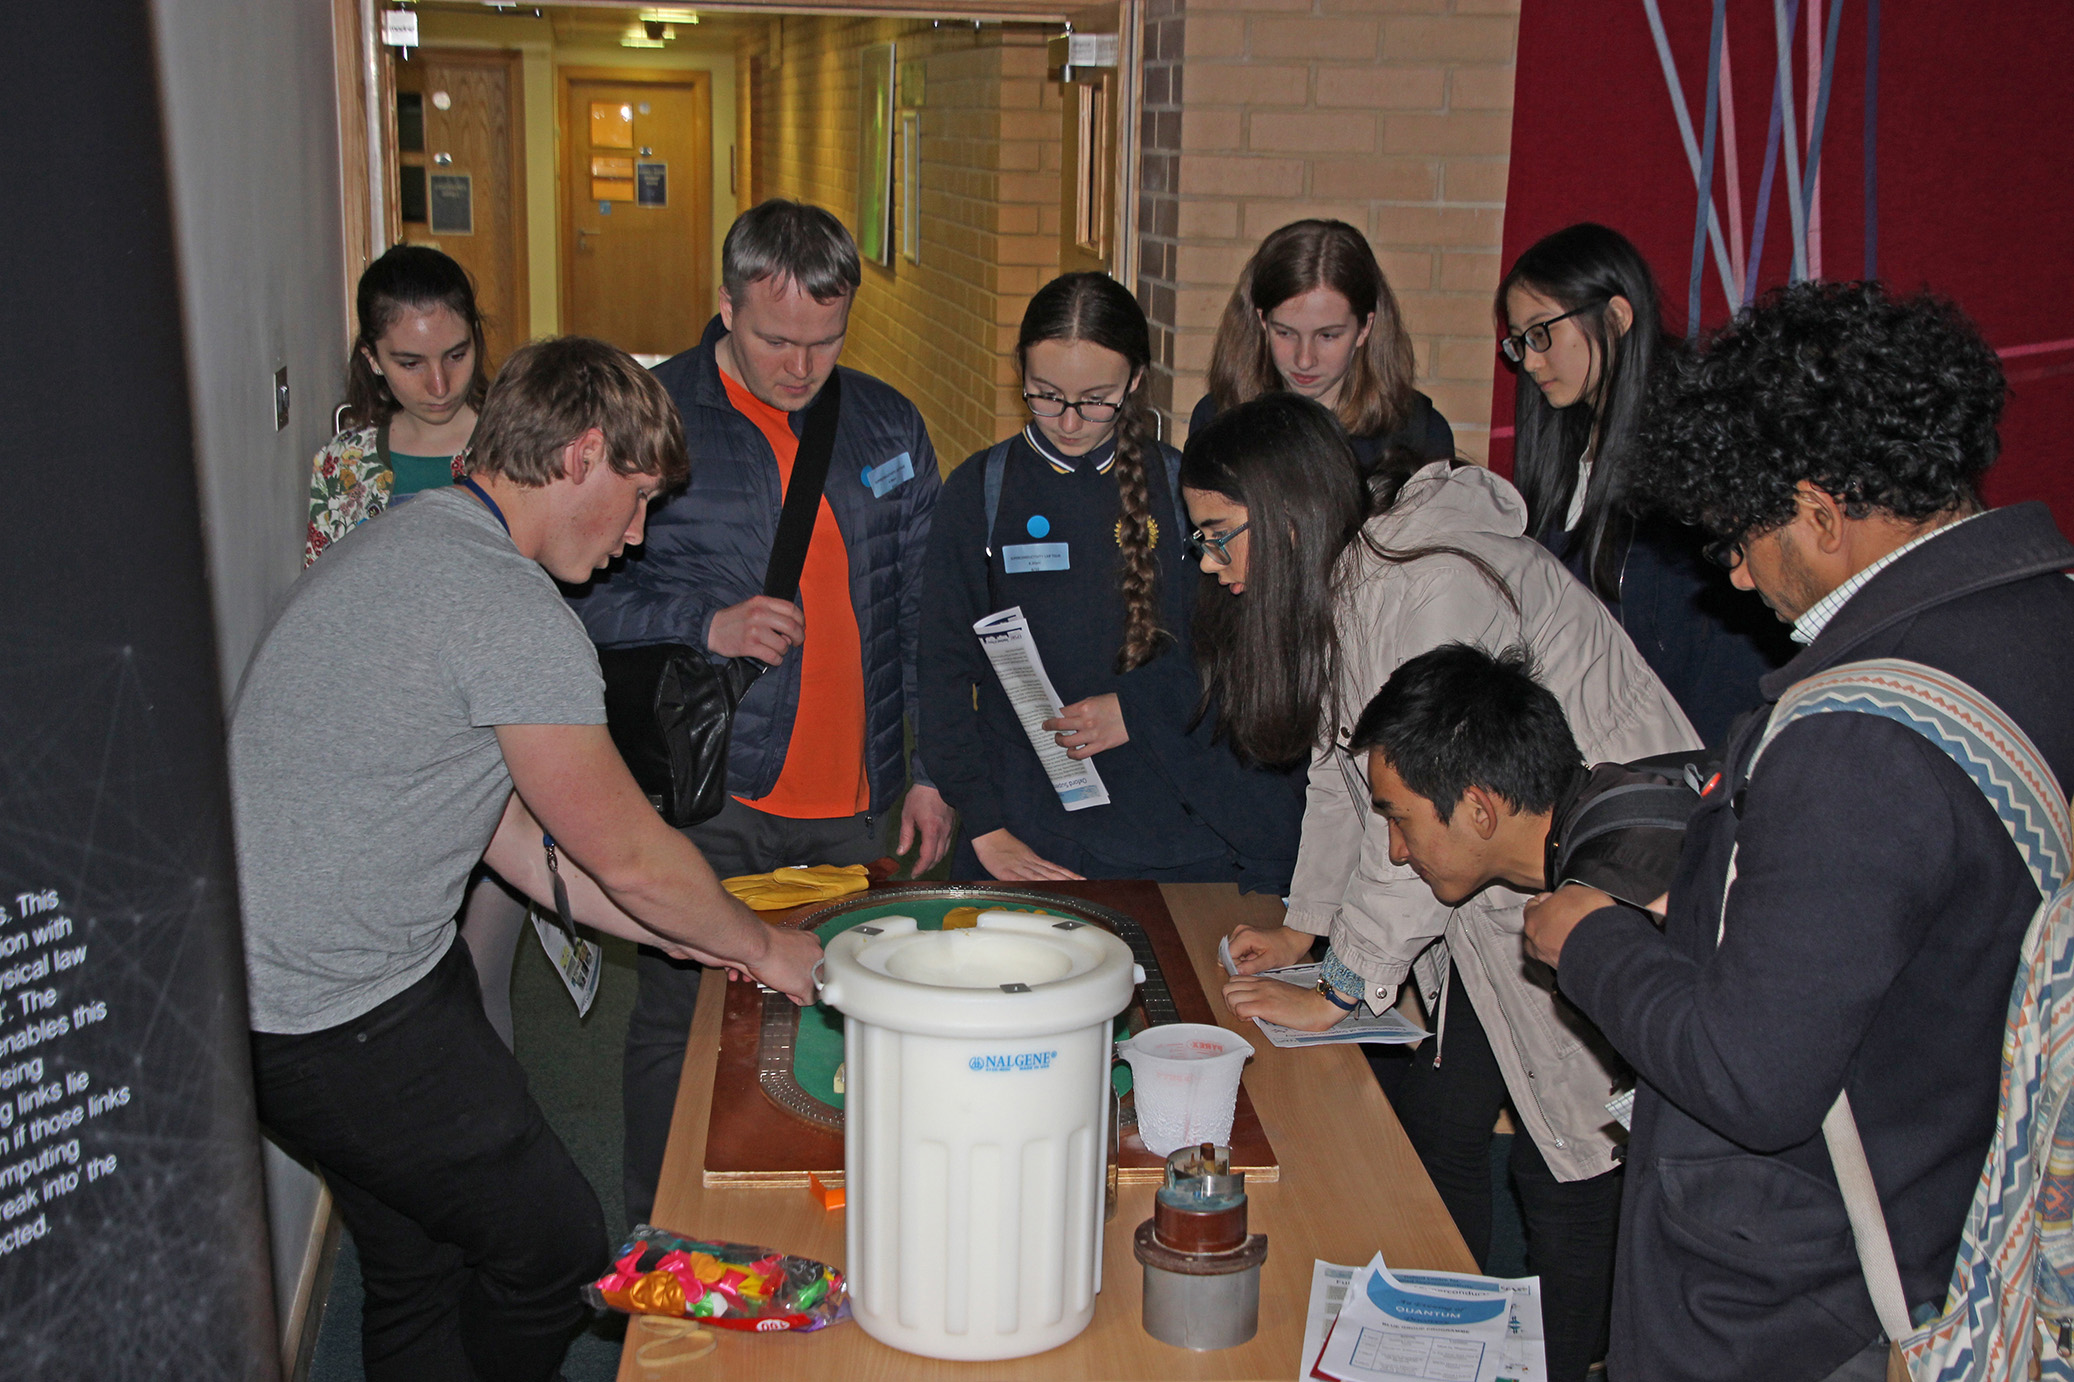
[570,200,951,1229]
[1524,281,2074,1381]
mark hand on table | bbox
[708,595,805,665]
[1224,922,1315,975]
[1043,693,1127,760]
[896,784,955,874]
[1522,883,1616,969]
[1222,975,1345,1032]
[743,922,824,1005]
[971,828,1084,882]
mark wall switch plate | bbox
[273,367,290,431]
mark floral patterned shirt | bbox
[303,423,466,568]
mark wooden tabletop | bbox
[618,882,1473,1382]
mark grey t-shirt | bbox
[232,488,606,1034]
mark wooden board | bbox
[622,883,1475,1382]
[702,880,1279,1187]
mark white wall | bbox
[149,0,350,1346]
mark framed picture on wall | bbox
[900,110,921,264]
[857,42,896,266]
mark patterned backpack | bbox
[1742,659,2074,1381]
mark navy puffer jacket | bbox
[567,316,939,813]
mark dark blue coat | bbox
[567,317,939,813]
[1558,504,2074,1380]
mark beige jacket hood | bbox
[1286,461,1698,1181]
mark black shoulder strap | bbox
[981,436,1016,557]
[762,370,842,600]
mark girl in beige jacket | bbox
[1181,394,1696,1380]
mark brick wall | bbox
[742,17,1062,473]
[1160,0,1519,458]
[1136,0,1187,433]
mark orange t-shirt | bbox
[721,370,870,818]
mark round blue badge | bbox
[861,465,875,488]
[1026,515,1051,538]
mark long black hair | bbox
[1017,272,1166,672]
[344,244,489,429]
[1496,223,1670,600]
[1184,396,1519,768]
[1182,395,1368,767]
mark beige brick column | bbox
[1164,0,1519,461]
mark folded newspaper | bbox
[1219,936,1426,1048]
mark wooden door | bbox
[559,68,713,357]
[1057,2,1132,279]
[393,50,529,369]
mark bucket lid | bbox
[817,911,1142,1038]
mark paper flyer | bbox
[1310,1254,1544,1382]
[530,908,602,1018]
[973,606,1110,811]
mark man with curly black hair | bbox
[1522,280,2074,1381]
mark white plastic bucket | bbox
[1115,1023,1254,1157]
[817,911,1142,1361]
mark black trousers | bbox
[620,796,881,1230]
[252,939,608,1382]
[1390,967,1622,1382]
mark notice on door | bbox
[636,160,668,207]
[429,173,473,235]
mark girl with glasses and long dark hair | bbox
[1183,393,1696,1382]
[1498,223,1790,745]
[917,273,1303,888]
[1189,218,1454,479]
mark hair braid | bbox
[1111,392,1167,673]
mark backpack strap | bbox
[1741,657,2074,1358]
[980,437,1016,559]
[1752,658,2071,894]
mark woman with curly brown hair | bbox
[919,272,1303,887]
[1189,218,1454,474]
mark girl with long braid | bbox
[919,272,1304,887]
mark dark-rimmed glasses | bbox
[1023,391,1122,422]
[1499,301,1604,363]
[1185,523,1251,566]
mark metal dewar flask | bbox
[818,911,1142,1360]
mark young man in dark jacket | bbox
[568,200,950,1228]
[1524,281,2074,1382]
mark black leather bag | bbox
[598,371,843,828]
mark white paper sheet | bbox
[1300,1260,1362,1382]
[973,606,1110,811]
[1218,936,1428,1047]
[1311,1254,1544,1382]
[530,908,601,1017]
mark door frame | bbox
[555,65,716,340]
[398,47,532,350]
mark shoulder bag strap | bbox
[980,436,1016,558]
[1738,657,2074,1356]
[761,369,843,600]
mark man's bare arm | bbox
[480,794,737,970]
[492,722,822,1002]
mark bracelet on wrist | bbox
[1318,949,1367,1012]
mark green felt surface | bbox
[791,898,1076,1108]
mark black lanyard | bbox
[459,476,510,535]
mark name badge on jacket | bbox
[1001,542,1070,573]
[862,451,914,497]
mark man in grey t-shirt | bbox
[233,338,820,1382]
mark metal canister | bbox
[1133,1142,1269,1350]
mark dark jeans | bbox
[251,938,608,1382]
[621,796,881,1229]
[1391,967,1622,1382]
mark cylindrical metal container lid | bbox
[817,911,1142,1038]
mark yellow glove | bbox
[721,863,871,911]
